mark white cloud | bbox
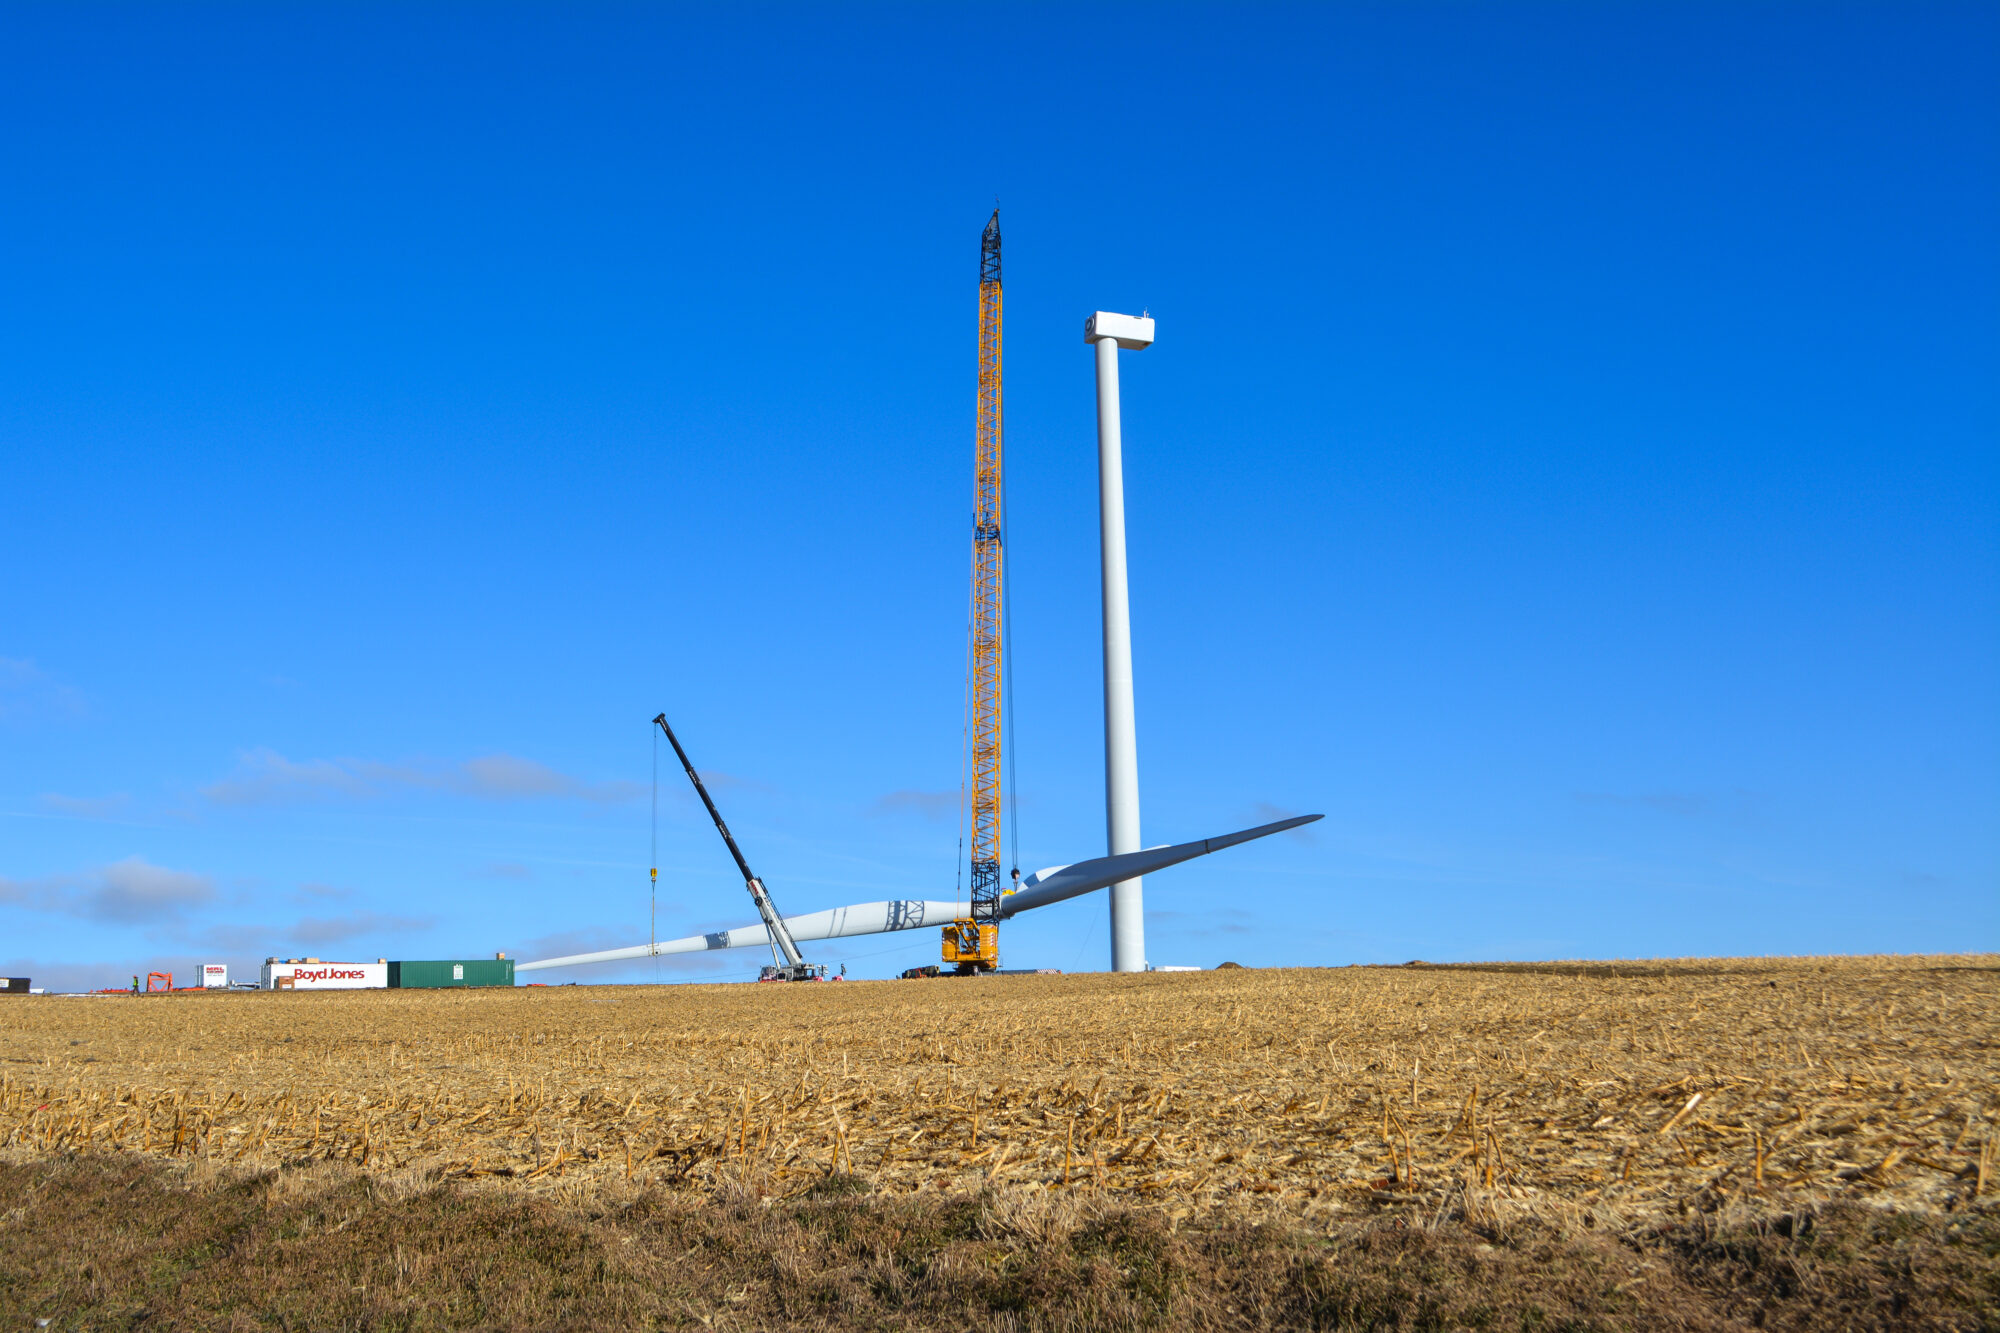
[195,909,437,953]
[513,926,637,960]
[290,881,353,904]
[875,789,960,819]
[192,923,279,952]
[287,911,437,946]
[200,747,642,807]
[94,858,215,919]
[0,956,181,993]
[0,860,433,959]
[0,856,216,924]
[201,751,375,803]
[36,792,131,819]
[0,657,87,724]
[457,755,563,798]
[1153,906,1259,935]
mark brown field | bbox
[2,954,1994,1221]
[3,956,1998,1329]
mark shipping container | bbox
[0,977,30,995]
[260,959,388,990]
[389,958,515,988]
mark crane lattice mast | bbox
[969,210,1005,926]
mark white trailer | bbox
[260,959,388,990]
[198,963,229,988]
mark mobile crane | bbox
[651,713,826,982]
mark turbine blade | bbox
[517,899,969,972]
[515,813,1321,972]
[999,814,1321,918]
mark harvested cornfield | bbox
[1,955,1994,1226]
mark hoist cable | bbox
[955,537,975,901]
[1001,443,1021,881]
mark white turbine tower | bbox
[1085,310,1155,973]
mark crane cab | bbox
[942,919,998,974]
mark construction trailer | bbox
[260,959,389,990]
[257,957,516,990]
[389,958,514,988]
[198,964,229,988]
[0,978,30,995]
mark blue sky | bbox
[3,3,1994,988]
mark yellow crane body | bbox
[941,919,998,970]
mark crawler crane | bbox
[945,209,1009,975]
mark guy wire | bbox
[1001,433,1021,879]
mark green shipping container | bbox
[389,959,515,988]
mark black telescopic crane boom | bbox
[651,712,812,975]
[653,712,758,887]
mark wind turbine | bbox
[516,804,1320,975]
[518,300,1319,979]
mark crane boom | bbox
[970,208,1004,925]
[947,208,1007,973]
[651,712,820,980]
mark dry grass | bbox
[5,1155,1998,1331]
[1,954,1995,1228]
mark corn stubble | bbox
[1,955,1993,1226]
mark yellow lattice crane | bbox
[944,210,1007,974]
